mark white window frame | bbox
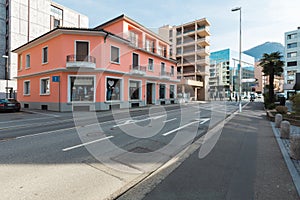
[25,54,30,69]
[23,80,30,95]
[110,45,120,64]
[67,75,96,103]
[40,77,50,95]
[105,76,123,102]
[128,79,142,101]
[42,46,48,64]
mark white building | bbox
[0,0,88,98]
[284,27,300,98]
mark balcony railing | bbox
[130,65,147,76]
[160,71,172,79]
[66,54,96,68]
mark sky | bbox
[54,0,300,52]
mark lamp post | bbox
[2,55,9,98]
[231,6,242,112]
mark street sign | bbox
[52,76,60,82]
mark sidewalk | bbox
[121,102,299,200]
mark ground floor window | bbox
[106,77,122,101]
[70,76,94,102]
[159,84,166,99]
[129,80,141,100]
[40,78,50,95]
[24,81,30,95]
[170,85,175,98]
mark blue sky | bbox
[54,0,300,52]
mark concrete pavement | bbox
[118,102,299,200]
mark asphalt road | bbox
[0,101,242,200]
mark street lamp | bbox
[2,55,9,98]
[231,6,242,112]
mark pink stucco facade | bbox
[14,15,179,111]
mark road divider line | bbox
[62,136,114,152]
[162,121,200,136]
[163,118,177,123]
[16,127,76,139]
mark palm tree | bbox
[259,51,284,104]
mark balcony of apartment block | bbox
[181,76,204,87]
[160,71,172,80]
[196,58,210,67]
[197,37,210,46]
[66,55,96,68]
[130,65,147,76]
[182,49,196,57]
[196,26,210,37]
[196,48,209,56]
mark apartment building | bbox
[284,27,300,98]
[159,18,210,101]
[210,49,255,99]
[0,0,88,98]
[13,15,178,111]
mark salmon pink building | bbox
[13,15,178,111]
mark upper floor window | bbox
[54,19,60,27]
[18,55,22,70]
[42,47,48,63]
[287,52,297,58]
[145,39,155,53]
[24,81,30,95]
[287,61,297,67]
[110,46,120,64]
[26,54,30,68]
[40,78,50,95]
[76,41,89,61]
[128,31,138,47]
[161,62,165,73]
[287,33,297,40]
[148,58,154,71]
[287,43,297,49]
[171,66,174,76]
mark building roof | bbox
[94,14,170,45]
[12,27,129,53]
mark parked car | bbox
[0,98,21,112]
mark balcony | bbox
[160,71,172,80]
[66,55,96,68]
[130,65,147,76]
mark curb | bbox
[271,123,300,197]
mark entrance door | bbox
[76,41,89,61]
[147,83,153,104]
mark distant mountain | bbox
[243,42,285,61]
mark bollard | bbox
[275,114,283,128]
[290,135,300,160]
[280,121,290,139]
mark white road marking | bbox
[163,118,177,123]
[162,121,200,136]
[16,127,75,139]
[62,136,114,152]
[194,111,201,114]
[112,115,166,128]
[162,118,210,136]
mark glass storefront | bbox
[70,76,94,102]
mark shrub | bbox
[290,93,300,114]
[266,103,276,110]
[275,105,288,114]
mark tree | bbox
[259,51,284,104]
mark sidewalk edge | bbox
[271,122,300,197]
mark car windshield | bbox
[0,99,8,103]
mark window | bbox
[148,58,154,71]
[69,76,95,102]
[159,84,166,99]
[145,39,155,53]
[171,66,174,76]
[106,77,122,101]
[42,47,48,63]
[129,80,141,100]
[170,85,175,98]
[110,46,120,64]
[54,19,60,27]
[287,33,297,40]
[26,54,30,68]
[287,52,297,58]
[76,41,89,61]
[287,43,297,49]
[128,31,138,47]
[24,81,30,95]
[40,78,50,95]
[18,55,22,70]
[161,62,165,73]
[287,61,297,67]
